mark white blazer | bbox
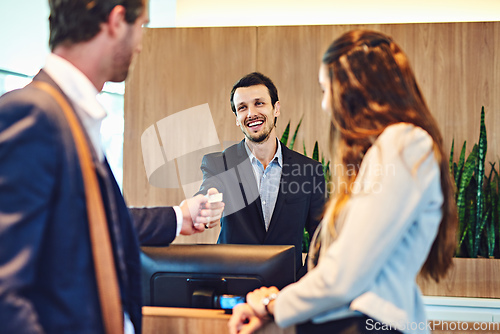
[274,123,443,334]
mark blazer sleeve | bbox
[196,153,226,196]
[129,206,178,246]
[0,95,59,333]
[274,125,442,328]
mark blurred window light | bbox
[0,70,125,191]
[102,81,125,95]
[4,74,32,93]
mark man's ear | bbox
[273,101,281,117]
[107,5,127,38]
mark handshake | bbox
[179,188,225,235]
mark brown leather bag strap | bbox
[33,81,123,334]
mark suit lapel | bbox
[94,158,129,292]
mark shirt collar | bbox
[43,53,107,121]
[245,137,283,168]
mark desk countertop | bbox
[142,306,295,334]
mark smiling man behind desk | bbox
[197,72,325,278]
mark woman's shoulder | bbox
[375,122,433,158]
[377,123,432,147]
[361,123,437,179]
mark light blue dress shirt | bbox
[244,138,283,230]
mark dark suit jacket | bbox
[0,71,177,333]
[198,140,325,275]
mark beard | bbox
[241,117,276,143]
[109,35,134,82]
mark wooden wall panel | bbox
[124,22,500,245]
[124,27,257,243]
[256,25,360,161]
[257,22,500,167]
[417,258,500,298]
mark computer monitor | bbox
[141,244,296,309]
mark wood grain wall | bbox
[124,22,500,244]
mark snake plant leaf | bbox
[464,175,477,257]
[486,223,493,258]
[484,175,493,257]
[487,177,497,257]
[491,163,499,178]
[324,160,331,184]
[312,141,319,162]
[453,162,459,189]
[495,171,500,257]
[449,138,454,175]
[458,224,469,252]
[474,210,489,258]
[303,140,307,156]
[457,144,478,244]
[475,107,487,255]
[487,164,495,184]
[457,141,467,190]
[289,116,303,150]
[466,195,476,257]
[302,228,310,253]
[280,121,290,146]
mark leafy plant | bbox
[284,107,500,258]
[280,116,302,150]
[451,107,499,258]
[280,121,291,146]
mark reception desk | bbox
[142,306,295,334]
[142,306,500,334]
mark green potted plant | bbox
[417,107,500,299]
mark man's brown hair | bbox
[48,0,144,50]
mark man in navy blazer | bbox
[0,1,223,333]
[198,73,325,277]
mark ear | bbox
[107,5,127,38]
[273,101,281,117]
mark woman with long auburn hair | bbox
[228,29,457,334]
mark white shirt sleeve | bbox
[173,206,183,236]
[124,312,135,334]
[274,124,441,328]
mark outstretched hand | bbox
[179,188,224,235]
[203,188,224,229]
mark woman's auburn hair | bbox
[320,30,457,282]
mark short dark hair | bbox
[230,72,279,115]
[48,0,145,50]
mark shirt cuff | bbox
[173,206,183,236]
